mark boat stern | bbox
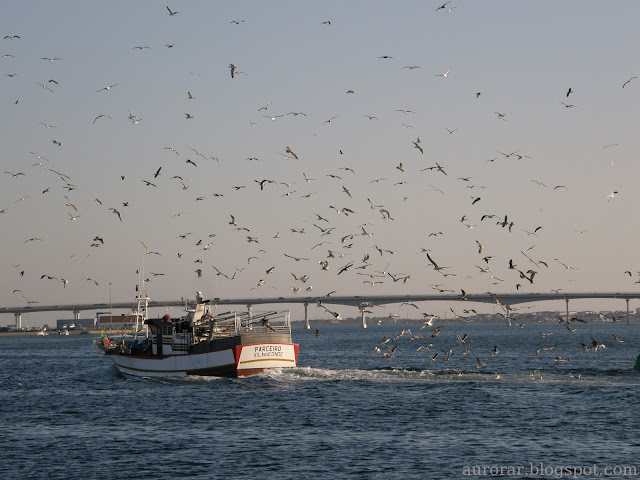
[234,343,299,376]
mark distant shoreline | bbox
[0,330,133,337]
[1,314,636,337]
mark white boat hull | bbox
[111,343,298,378]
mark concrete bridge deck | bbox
[2,291,639,329]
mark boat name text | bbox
[254,345,283,357]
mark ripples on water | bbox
[1,322,639,480]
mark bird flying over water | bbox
[108,208,121,221]
[36,82,54,92]
[413,137,423,154]
[140,242,161,255]
[285,146,298,159]
[93,114,112,124]
[96,83,118,92]
[284,253,309,262]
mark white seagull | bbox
[96,83,119,92]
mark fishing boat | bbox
[97,291,299,378]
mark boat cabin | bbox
[145,300,292,357]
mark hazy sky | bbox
[2,1,640,327]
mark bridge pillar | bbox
[14,312,21,330]
[626,298,630,325]
[247,304,253,320]
[304,303,310,329]
[73,309,80,320]
[505,305,510,326]
[565,297,570,323]
[361,309,367,329]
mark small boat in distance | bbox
[97,291,299,378]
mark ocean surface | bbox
[1,320,639,480]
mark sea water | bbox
[1,321,639,480]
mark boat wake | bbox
[254,365,640,386]
[72,364,640,387]
[73,364,124,383]
[258,365,496,383]
[146,375,225,385]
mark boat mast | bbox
[135,265,149,335]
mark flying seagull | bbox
[109,208,122,221]
[93,114,112,124]
[140,241,161,255]
[36,82,54,92]
[284,253,309,262]
[623,77,637,88]
[212,266,229,278]
[426,252,447,271]
[96,83,119,92]
[64,195,77,211]
[413,137,423,154]
[285,146,298,159]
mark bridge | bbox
[2,291,639,329]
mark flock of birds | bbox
[1,3,639,370]
[371,311,627,378]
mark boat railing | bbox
[238,324,291,335]
[237,310,291,335]
[194,310,291,337]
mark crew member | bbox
[260,318,275,332]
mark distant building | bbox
[97,314,144,330]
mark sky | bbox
[2,1,640,327]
